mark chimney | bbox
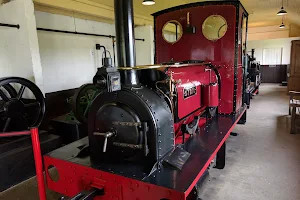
[114,0,139,86]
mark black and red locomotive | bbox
[43,1,249,199]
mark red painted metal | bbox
[236,66,243,111]
[0,130,30,137]
[167,65,217,119]
[155,5,239,114]
[44,156,185,200]
[202,84,219,107]
[177,82,201,119]
[31,127,47,200]
[0,129,47,200]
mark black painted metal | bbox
[112,38,116,67]
[0,77,45,132]
[238,109,247,125]
[87,87,174,173]
[154,17,157,63]
[51,113,87,144]
[0,23,20,29]
[114,0,139,86]
[67,189,101,200]
[233,4,239,113]
[114,0,136,67]
[37,28,145,41]
[207,63,221,99]
[214,142,226,169]
[242,14,249,108]
[2,84,17,98]
[47,105,246,192]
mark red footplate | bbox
[44,156,185,200]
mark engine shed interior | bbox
[0,0,299,200]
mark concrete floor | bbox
[0,83,300,200]
[200,84,300,200]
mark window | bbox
[202,15,228,41]
[162,20,183,44]
[262,48,282,65]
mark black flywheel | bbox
[0,77,45,132]
[72,84,100,123]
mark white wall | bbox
[247,37,300,65]
[35,11,153,93]
[135,25,154,65]
[36,11,115,93]
[0,0,43,90]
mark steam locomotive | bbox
[244,49,261,108]
[44,1,248,199]
[247,49,261,93]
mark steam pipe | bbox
[114,0,139,86]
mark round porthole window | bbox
[202,15,228,41]
[162,20,183,44]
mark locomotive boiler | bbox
[44,1,248,199]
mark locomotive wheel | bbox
[0,77,45,132]
[72,84,100,123]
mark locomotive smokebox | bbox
[114,0,139,86]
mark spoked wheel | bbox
[72,84,100,123]
[2,83,17,98]
[0,77,45,132]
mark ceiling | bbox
[88,0,300,27]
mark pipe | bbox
[114,0,139,86]
[37,27,145,41]
[206,63,221,100]
[30,128,47,200]
[251,49,255,59]
[0,23,146,43]
[0,23,20,29]
[0,130,30,137]
[112,38,116,67]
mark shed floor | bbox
[0,83,299,200]
[200,84,300,200]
